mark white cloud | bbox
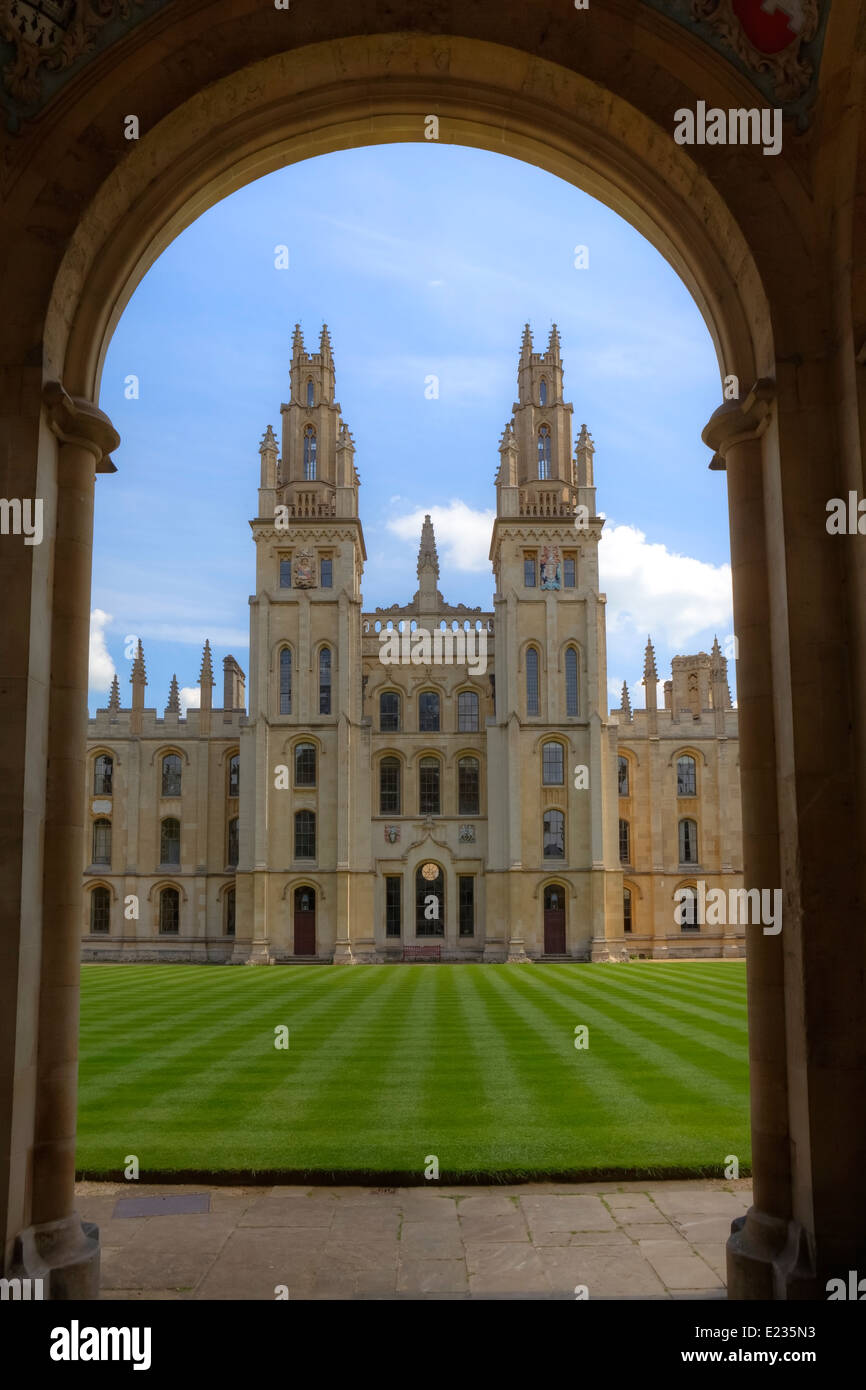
[179,686,200,715]
[386,501,495,573]
[600,523,733,650]
[89,609,115,693]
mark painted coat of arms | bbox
[540,545,561,590]
[293,551,316,588]
[691,0,821,102]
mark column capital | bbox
[702,378,775,471]
[43,382,119,472]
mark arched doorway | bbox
[293,886,316,956]
[543,883,566,955]
[415,862,444,937]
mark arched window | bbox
[543,809,565,858]
[416,863,444,937]
[225,887,236,937]
[457,690,479,732]
[618,755,630,797]
[303,424,317,480]
[677,755,697,797]
[458,756,480,816]
[294,810,316,859]
[90,885,111,934]
[565,647,579,717]
[380,757,401,815]
[319,646,332,715]
[679,818,698,864]
[537,425,551,480]
[418,691,440,732]
[93,754,113,795]
[161,753,182,797]
[92,818,111,865]
[419,757,441,815]
[539,378,548,406]
[160,817,180,866]
[678,886,699,931]
[279,647,292,715]
[623,887,633,934]
[619,818,630,864]
[542,741,564,785]
[380,691,401,731]
[294,742,316,786]
[306,379,314,407]
[227,817,239,867]
[159,886,179,934]
[526,647,540,716]
[228,753,240,798]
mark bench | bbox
[402,944,441,962]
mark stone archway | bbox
[2,3,864,1300]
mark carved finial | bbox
[130,639,146,685]
[520,322,533,359]
[166,674,180,715]
[291,322,305,357]
[108,673,120,711]
[260,424,278,453]
[417,514,440,579]
[620,680,632,721]
[199,639,214,686]
[643,636,658,683]
[547,322,561,357]
[498,418,516,451]
[320,322,332,358]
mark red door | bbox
[294,887,316,955]
[543,884,566,954]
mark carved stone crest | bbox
[1,0,144,105]
[384,824,400,844]
[458,823,476,844]
[540,544,561,590]
[691,0,820,103]
[293,550,316,588]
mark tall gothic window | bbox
[319,646,332,715]
[418,691,440,732]
[90,885,111,934]
[93,754,113,795]
[618,756,630,797]
[295,810,316,859]
[228,753,240,798]
[92,818,111,865]
[623,888,633,934]
[619,818,631,864]
[415,863,444,937]
[419,757,441,815]
[537,425,551,480]
[526,647,540,716]
[380,691,400,732]
[679,818,698,864]
[159,887,179,934]
[294,742,316,787]
[303,425,317,480]
[279,647,292,715]
[161,753,182,797]
[457,690,479,732]
[542,741,564,785]
[160,817,180,866]
[677,755,697,797]
[458,756,480,816]
[306,379,314,407]
[379,757,401,815]
[543,809,565,858]
[225,887,236,937]
[539,378,548,405]
[565,647,579,716]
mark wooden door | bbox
[543,885,566,954]
[294,887,316,955]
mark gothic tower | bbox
[486,324,620,959]
[236,323,370,962]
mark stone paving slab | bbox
[73,1178,749,1301]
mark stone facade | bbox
[82,325,744,963]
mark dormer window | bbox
[540,378,548,406]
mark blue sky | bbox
[91,142,734,715]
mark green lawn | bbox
[76,960,750,1180]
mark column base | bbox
[727,1209,818,1299]
[506,939,531,962]
[332,941,356,964]
[11,1214,100,1300]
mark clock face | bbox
[421,862,440,881]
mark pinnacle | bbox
[417,513,440,579]
[199,639,215,685]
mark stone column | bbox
[12,384,118,1298]
[703,383,793,1297]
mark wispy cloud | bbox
[600,523,733,649]
[89,609,116,693]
